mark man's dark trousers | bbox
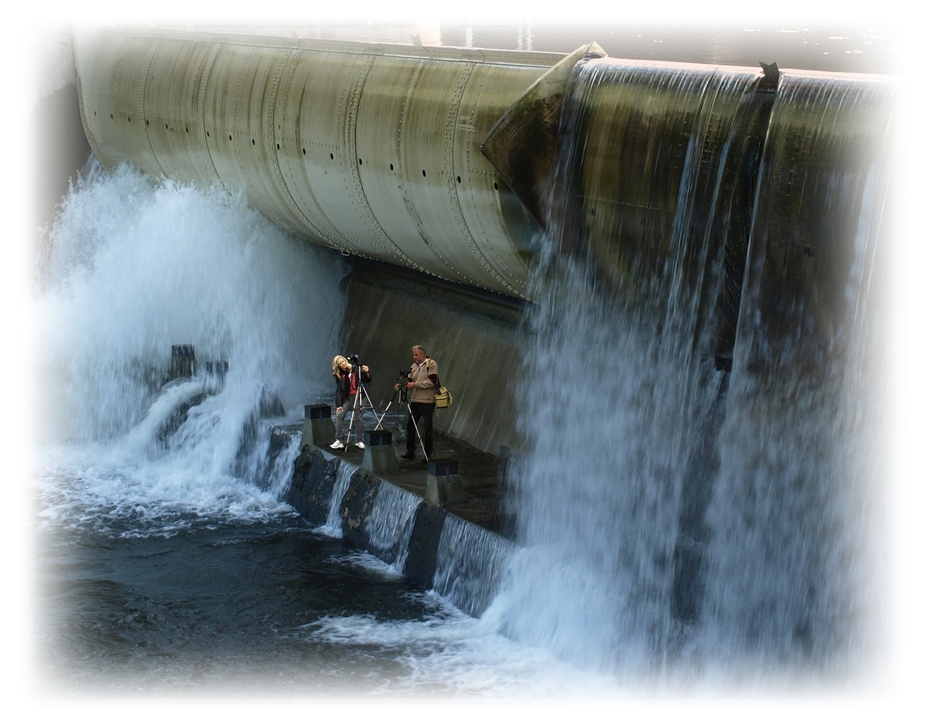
[406,402,434,457]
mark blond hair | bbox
[332,355,350,378]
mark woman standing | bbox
[331,355,371,450]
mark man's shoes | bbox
[330,440,344,450]
[356,441,366,450]
[400,452,415,460]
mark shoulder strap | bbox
[426,358,440,388]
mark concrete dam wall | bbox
[71,26,895,458]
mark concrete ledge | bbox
[286,445,340,528]
[282,429,513,617]
[342,469,382,545]
[404,502,449,588]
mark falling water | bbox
[433,516,515,617]
[36,160,613,696]
[363,482,422,571]
[35,159,348,532]
[319,462,356,537]
[694,73,893,683]
[488,59,893,689]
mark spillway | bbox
[62,25,895,679]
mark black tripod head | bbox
[393,369,412,404]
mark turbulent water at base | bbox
[491,248,880,690]
[33,162,610,697]
[485,63,889,691]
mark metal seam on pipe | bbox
[277,54,353,254]
[395,61,457,275]
[75,27,563,298]
[139,41,169,179]
[347,54,418,264]
[446,63,513,292]
[268,51,360,251]
[199,43,224,191]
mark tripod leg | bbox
[376,387,402,430]
[361,386,385,429]
[375,401,394,430]
[345,393,360,447]
[404,402,429,462]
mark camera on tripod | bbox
[394,369,411,399]
[348,353,361,366]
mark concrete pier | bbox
[426,459,467,506]
[302,404,335,447]
[289,423,510,535]
[168,344,196,380]
[282,422,512,616]
[361,429,400,474]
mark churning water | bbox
[32,162,608,698]
[486,60,890,691]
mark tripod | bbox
[343,365,384,449]
[378,380,429,462]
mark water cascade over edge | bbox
[488,58,893,688]
[35,160,348,531]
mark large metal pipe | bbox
[73,26,597,299]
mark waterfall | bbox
[434,516,515,617]
[695,73,893,681]
[489,59,894,685]
[264,429,304,499]
[319,460,356,538]
[35,160,347,523]
[36,52,894,691]
[363,482,421,571]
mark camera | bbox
[348,353,360,366]
[396,368,410,385]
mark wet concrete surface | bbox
[316,418,515,538]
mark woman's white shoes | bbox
[330,440,364,450]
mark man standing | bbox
[399,345,438,460]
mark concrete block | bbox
[426,458,467,505]
[362,429,399,474]
[169,344,196,380]
[286,446,340,526]
[404,502,448,588]
[302,404,335,446]
[342,470,380,545]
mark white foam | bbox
[301,591,618,697]
[35,161,346,445]
[35,161,346,533]
[330,550,405,581]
